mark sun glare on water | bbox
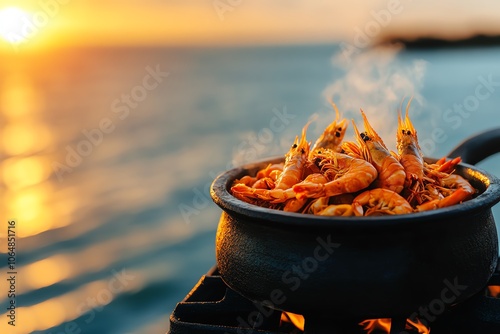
[0,7,32,44]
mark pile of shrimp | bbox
[230,101,476,216]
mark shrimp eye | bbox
[337,127,342,131]
[360,132,370,141]
[292,143,298,149]
[301,148,305,154]
[406,130,412,135]
[335,131,341,138]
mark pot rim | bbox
[210,155,500,229]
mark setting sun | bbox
[0,6,32,44]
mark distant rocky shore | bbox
[378,34,500,49]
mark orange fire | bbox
[282,313,431,333]
[281,312,305,331]
[360,318,429,333]
[488,286,500,298]
[407,318,431,333]
[359,318,391,333]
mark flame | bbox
[407,318,430,333]
[360,318,430,334]
[488,286,500,298]
[281,312,305,331]
[360,319,391,333]
[281,314,430,333]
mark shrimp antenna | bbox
[399,95,406,115]
[405,96,415,130]
[327,97,340,121]
[299,117,315,146]
[308,112,319,124]
[405,96,414,118]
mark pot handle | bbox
[447,128,500,165]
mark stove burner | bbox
[169,267,285,334]
[169,259,500,334]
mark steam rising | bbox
[232,45,428,166]
[322,44,427,152]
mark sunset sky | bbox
[0,0,500,51]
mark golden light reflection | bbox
[0,274,141,333]
[1,121,53,155]
[23,256,73,291]
[5,184,70,237]
[0,71,65,237]
[2,156,51,190]
[8,185,46,221]
[1,74,44,118]
[31,298,68,329]
[17,250,110,296]
[1,72,52,155]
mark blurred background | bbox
[0,0,500,333]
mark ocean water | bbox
[0,44,500,334]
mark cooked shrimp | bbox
[230,99,478,215]
[304,196,330,214]
[317,204,354,216]
[425,156,462,175]
[397,98,424,188]
[283,197,308,212]
[416,174,475,211]
[230,122,311,203]
[252,177,275,189]
[446,174,475,194]
[309,100,348,158]
[352,188,413,216]
[274,121,311,189]
[293,152,377,199]
[344,110,406,193]
[231,182,296,203]
[234,175,257,187]
[284,173,328,212]
[256,163,284,180]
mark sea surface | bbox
[1,44,500,333]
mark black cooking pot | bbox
[210,128,500,321]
